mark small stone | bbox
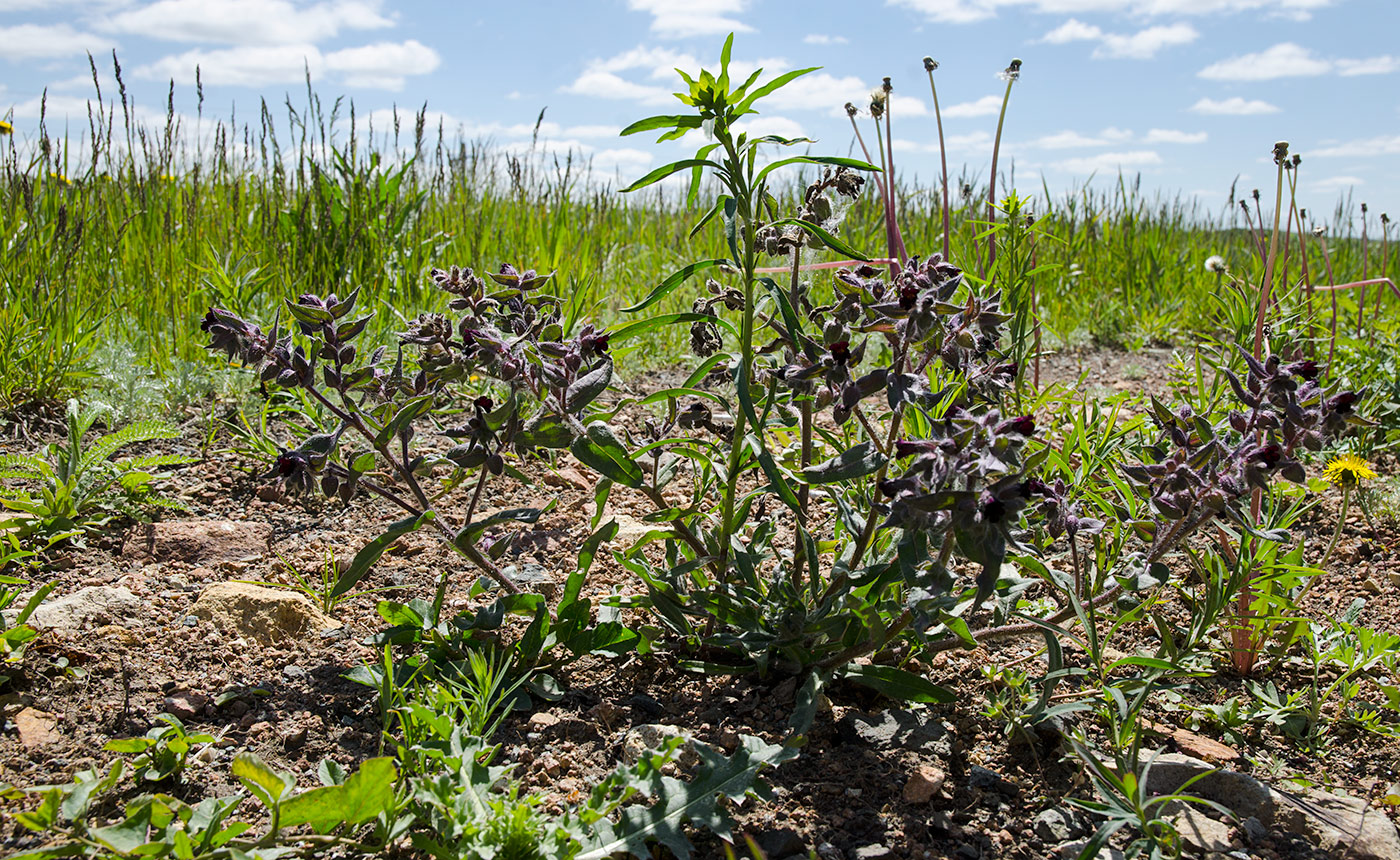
[620,724,712,769]
[124,519,273,564]
[1056,840,1127,860]
[528,712,560,729]
[248,720,271,734]
[1172,807,1233,854]
[282,665,306,679]
[8,585,142,632]
[1035,808,1080,842]
[182,615,198,627]
[756,828,805,857]
[163,689,210,720]
[838,709,953,756]
[14,708,59,747]
[902,765,947,804]
[543,467,592,491]
[969,765,1017,795]
[189,582,339,644]
[627,693,666,717]
[280,726,308,751]
[256,485,281,502]
[718,729,740,752]
[1242,816,1268,844]
[816,843,843,860]
[955,844,980,859]
[850,845,894,860]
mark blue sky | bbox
[3,0,1397,220]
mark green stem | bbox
[985,71,1017,278]
[1318,487,1351,571]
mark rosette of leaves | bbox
[0,399,191,545]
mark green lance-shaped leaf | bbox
[565,360,613,413]
[767,217,870,261]
[800,441,887,485]
[454,499,557,548]
[232,752,296,810]
[571,422,645,488]
[622,259,732,314]
[621,158,726,194]
[837,664,956,704]
[331,511,433,600]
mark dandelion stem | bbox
[985,63,1019,278]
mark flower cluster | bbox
[1124,351,1362,531]
[880,409,1041,599]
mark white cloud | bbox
[1199,42,1332,80]
[561,71,674,106]
[1033,130,1113,149]
[134,39,437,89]
[1041,19,1197,59]
[564,47,922,119]
[803,34,849,45]
[1311,135,1400,158]
[941,95,1002,118]
[324,41,440,91]
[889,0,1336,24]
[1096,24,1197,59]
[102,0,393,46]
[627,0,752,39]
[1311,175,1365,191]
[0,23,116,60]
[1335,55,1400,76]
[1055,150,1163,173]
[563,124,624,139]
[1041,18,1102,44]
[1189,96,1280,115]
[1142,128,1207,143]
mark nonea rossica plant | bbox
[606,34,1051,701]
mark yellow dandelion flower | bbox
[0,120,13,136]
[1323,453,1376,488]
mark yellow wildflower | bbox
[1323,453,1376,489]
[48,171,71,185]
[0,120,12,135]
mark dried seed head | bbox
[869,87,887,118]
[1272,140,1289,163]
[882,76,892,93]
[922,57,938,72]
[1204,255,1227,274]
[1000,58,1022,81]
[1291,154,1301,168]
[1362,202,1368,214]
[844,102,858,118]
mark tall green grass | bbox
[1,66,1393,409]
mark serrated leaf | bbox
[577,735,799,860]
